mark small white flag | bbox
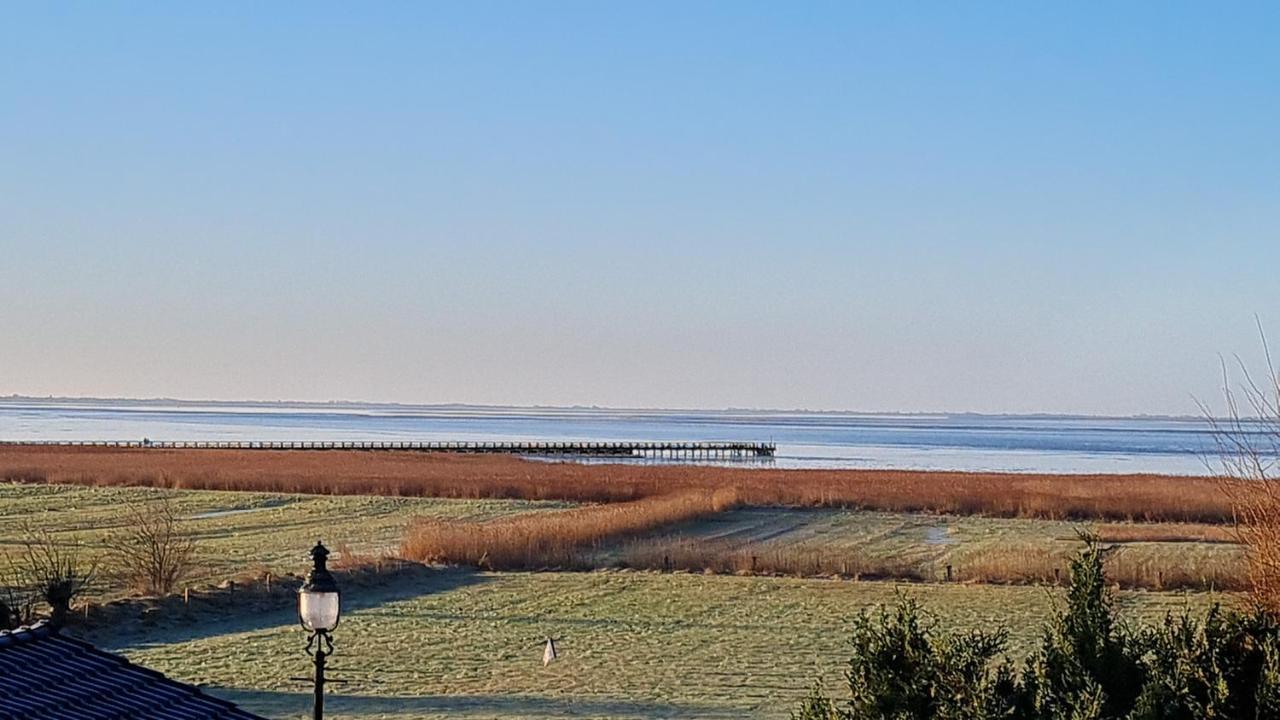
[543,637,558,666]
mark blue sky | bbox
[1,3,1277,414]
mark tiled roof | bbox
[0,621,264,719]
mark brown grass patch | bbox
[617,536,1243,590]
[1086,523,1238,544]
[955,545,1247,591]
[614,537,929,581]
[400,488,740,570]
[0,446,1232,523]
[1,467,46,483]
[1220,477,1280,612]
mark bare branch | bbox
[1209,321,1280,613]
[104,497,199,596]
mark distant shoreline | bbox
[0,400,1236,476]
[0,395,1210,422]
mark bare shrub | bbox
[105,498,198,596]
[8,523,97,626]
[0,564,39,629]
[1203,327,1280,612]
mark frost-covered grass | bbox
[2,482,1243,718]
[111,570,1234,720]
[608,508,1246,589]
[0,482,568,596]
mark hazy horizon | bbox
[0,392,1225,421]
[4,4,1278,416]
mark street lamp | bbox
[299,540,340,720]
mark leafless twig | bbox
[104,497,198,596]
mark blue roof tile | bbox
[0,622,264,720]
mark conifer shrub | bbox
[795,535,1280,720]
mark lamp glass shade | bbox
[299,590,340,632]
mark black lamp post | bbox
[299,541,340,720]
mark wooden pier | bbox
[1,439,776,460]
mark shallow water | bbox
[0,400,1250,475]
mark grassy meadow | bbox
[607,507,1246,589]
[0,483,568,598]
[0,451,1253,719]
[110,570,1231,720]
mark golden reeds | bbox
[614,537,929,581]
[954,545,1247,591]
[0,446,1233,523]
[1085,523,1237,544]
[1220,476,1280,610]
[400,488,740,570]
[1,447,1244,591]
[615,536,1245,590]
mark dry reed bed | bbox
[1220,476,1280,612]
[953,545,1248,591]
[401,489,740,569]
[0,446,1232,522]
[615,537,930,581]
[615,538,1244,591]
[404,513,1244,591]
[1087,523,1238,544]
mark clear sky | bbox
[2,3,1277,415]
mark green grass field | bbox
[624,504,1244,571]
[108,570,1234,720]
[2,484,1239,594]
[0,483,568,596]
[601,504,1249,589]
[0,482,1250,718]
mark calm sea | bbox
[0,399,1238,476]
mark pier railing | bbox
[0,439,777,460]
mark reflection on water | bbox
[0,400,1246,476]
[925,526,956,546]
